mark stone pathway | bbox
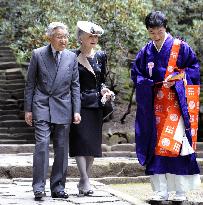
[0,178,203,205]
[0,178,148,205]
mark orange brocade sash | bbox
[154,39,200,157]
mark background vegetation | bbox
[0,0,202,97]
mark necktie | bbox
[55,51,60,66]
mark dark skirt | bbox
[69,108,103,157]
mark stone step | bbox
[0,98,17,104]
[0,154,145,178]
[109,144,135,152]
[103,151,136,158]
[0,115,20,121]
[5,73,24,80]
[104,150,203,158]
[0,145,202,180]
[0,51,14,56]
[5,69,22,75]
[0,120,27,127]
[0,50,14,56]
[5,67,22,72]
[0,142,202,155]
[0,46,12,51]
[0,57,16,62]
[0,70,23,75]
[0,133,34,140]
[0,127,7,133]
[0,89,7,94]
[0,127,34,134]
[0,83,25,90]
[5,74,24,80]
[103,142,203,151]
[0,139,35,144]
[0,101,18,106]
[17,98,24,104]
[0,79,25,84]
[0,144,36,154]
[10,90,24,99]
[0,62,19,70]
[0,92,11,99]
[0,52,14,56]
[0,76,5,81]
[0,109,19,115]
[0,87,24,92]
[0,72,5,76]
[0,40,8,46]
[0,104,19,110]
[0,154,202,179]
[0,144,126,154]
[197,151,203,158]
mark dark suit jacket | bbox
[24,44,80,124]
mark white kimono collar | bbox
[153,32,168,52]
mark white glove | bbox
[101,90,115,105]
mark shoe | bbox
[79,189,94,196]
[34,191,46,200]
[77,184,94,196]
[51,191,69,198]
[151,191,168,201]
[173,192,187,201]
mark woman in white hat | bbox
[69,21,113,196]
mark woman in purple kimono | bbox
[131,11,201,201]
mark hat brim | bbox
[77,21,104,36]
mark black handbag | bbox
[102,100,114,120]
[81,90,100,108]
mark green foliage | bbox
[0,0,152,95]
[152,0,203,63]
[0,0,202,98]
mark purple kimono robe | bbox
[131,34,200,175]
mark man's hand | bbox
[25,112,33,126]
[73,113,81,124]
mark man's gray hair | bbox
[46,22,68,36]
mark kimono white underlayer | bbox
[150,116,201,192]
[150,173,201,192]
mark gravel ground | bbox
[109,182,203,204]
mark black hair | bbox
[145,11,168,29]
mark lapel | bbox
[40,44,57,80]
[77,53,95,76]
[51,49,70,93]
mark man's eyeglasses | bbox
[54,35,69,40]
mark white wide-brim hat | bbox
[77,21,104,35]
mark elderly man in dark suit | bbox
[24,22,81,200]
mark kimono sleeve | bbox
[177,41,200,85]
[131,48,156,166]
[131,49,154,87]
